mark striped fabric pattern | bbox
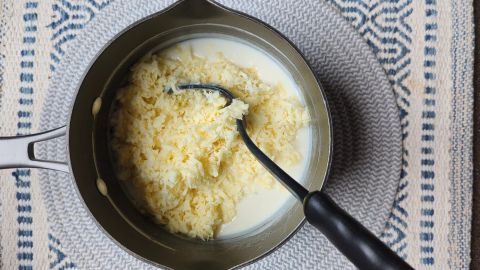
[0,0,474,269]
[16,3,37,269]
[324,0,414,259]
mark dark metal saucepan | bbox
[0,0,412,269]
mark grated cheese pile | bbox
[109,45,309,240]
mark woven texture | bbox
[0,0,474,269]
[38,0,401,269]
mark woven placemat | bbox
[37,0,401,269]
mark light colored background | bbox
[0,0,474,269]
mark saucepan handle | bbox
[0,126,69,172]
[303,191,414,270]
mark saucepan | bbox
[0,0,412,269]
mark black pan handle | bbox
[304,191,414,270]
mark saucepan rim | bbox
[64,0,333,268]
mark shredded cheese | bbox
[109,45,309,239]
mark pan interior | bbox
[68,3,331,269]
[109,34,315,239]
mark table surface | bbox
[472,0,479,269]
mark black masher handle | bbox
[303,191,414,270]
[174,84,413,270]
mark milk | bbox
[173,38,312,238]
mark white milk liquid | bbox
[173,38,312,238]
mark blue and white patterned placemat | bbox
[0,0,474,269]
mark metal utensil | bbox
[174,84,413,270]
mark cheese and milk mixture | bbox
[109,38,311,239]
